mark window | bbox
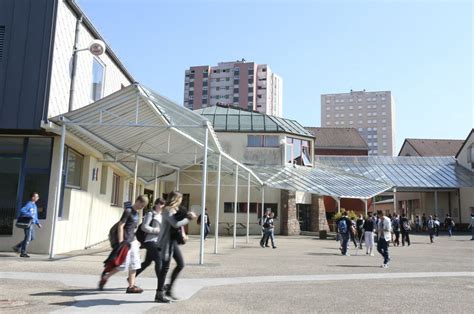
[382,127,387,131]
[326,121,331,125]
[326,100,331,104]
[382,119,386,123]
[381,97,386,100]
[349,106,353,109]
[373,119,377,123]
[335,121,339,125]
[0,26,5,62]
[286,137,312,166]
[91,58,105,101]
[382,112,386,116]
[358,120,363,124]
[368,113,371,116]
[358,105,362,109]
[383,142,387,146]
[64,147,83,188]
[368,135,372,139]
[349,113,353,117]
[340,99,344,103]
[382,104,386,108]
[326,114,330,118]
[358,113,362,117]
[349,98,353,102]
[340,121,345,125]
[358,128,363,131]
[326,107,330,111]
[111,173,120,206]
[335,99,339,103]
[248,135,263,147]
[349,121,353,124]
[224,202,277,217]
[264,136,279,147]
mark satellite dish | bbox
[89,39,106,56]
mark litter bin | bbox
[319,230,327,239]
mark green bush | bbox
[333,209,358,221]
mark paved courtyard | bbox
[0,233,473,313]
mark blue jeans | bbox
[204,224,210,239]
[19,225,35,254]
[377,238,390,264]
[447,225,453,237]
[262,228,276,247]
[340,233,349,255]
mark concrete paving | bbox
[0,233,473,313]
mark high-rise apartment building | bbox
[321,90,396,156]
[184,60,283,117]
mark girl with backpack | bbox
[155,191,196,303]
[427,215,436,243]
[400,213,411,246]
[135,198,165,281]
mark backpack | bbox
[338,219,348,234]
[108,222,119,248]
[428,220,434,229]
[136,212,155,247]
[402,221,410,231]
[392,219,400,231]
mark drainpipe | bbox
[68,16,83,112]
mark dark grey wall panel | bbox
[0,0,58,130]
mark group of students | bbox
[336,210,412,268]
[259,210,277,249]
[98,191,196,303]
[414,213,456,242]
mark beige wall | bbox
[48,0,132,117]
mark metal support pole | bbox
[176,169,180,191]
[214,154,222,254]
[132,155,138,201]
[199,128,209,265]
[153,163,158,201]
[364,199,368,216]
[246,173,250,244]
[49,123,66,259]
[434,190,438,216]
[261,186,265,235]
[233,165,239,249]
[393,187,397,214]
[337,198,341,213]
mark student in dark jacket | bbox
[400,213,411,246]
[336,212,352,256]
[363,213,375,256]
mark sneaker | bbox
[126,286,143,294]
[260,242,265,248]
[381,264,389,268]
[370,253,375,256]
[98,276,107,291]
[344,253,350,256]
[272,246,277,249]
[265,245,270,248]
[20,253,30,258]
[155,291,171,303]
[366,252,369,255]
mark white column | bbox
[153,163,158,201]
[364,199,368,216]
[434,190,438,216]
[261,186,265,235]
[199,128,209,265]
[246,173,250,244]
[49,123,66,259]
[337,198,341,213]
[214,154,222,254]
[393,187,397,214]
[176,169,180,191]
[132,155,138,201]
[233,165,239,249]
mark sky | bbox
[77,0,473,152]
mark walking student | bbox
[376,210,392,268]
[415,215,421,232]
[197,208,211,240]
[427,215,436,243]
[155,191,196,303]
[99,195,149,293]
[356,214,365,249]
[400,213,411,246]
[434,215,440,237]
[259,209,271,248]
[469,213,474,240]
[444,214,454,237]
[261,212,277,249]
[136,198,165,280]
[363,213,375,256]
[13,192,42,258]
[422,213,427,231]
[336,212,352,256]
[392,214,400,246]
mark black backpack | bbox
[108,222,119,248]
[136,213,155,247]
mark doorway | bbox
[297,204,311,232]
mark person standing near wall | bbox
[392,214,401,247]
[12,192,42,258]
[198,208,211,240]
[415,215,421,232]
[261,212,277,249]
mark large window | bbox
[224,202,278,218]
[0,137,53,234]
[91,58,105,101]
[286,137,312,166]
[247,135,280,147]
[111,173,120,206]
[64,147,83,188]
